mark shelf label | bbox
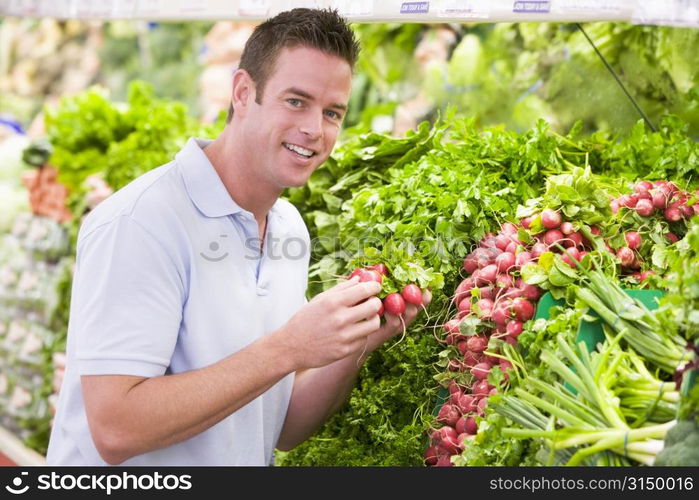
[239,0,269,16]
[332,0,374,16]
[436,0,489,19]
[400,1,430,15]
[513,0,551,13]
[632,0,699,27]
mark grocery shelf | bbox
[0,424,45,466]
[1,0,697,27]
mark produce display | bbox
[0,17,697,468]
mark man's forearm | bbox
[276,352,366,451]
[83,333,295,464]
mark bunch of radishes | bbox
[611,180,698,224]
[347,264,426,318]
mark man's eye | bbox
[325,110,342,120]
[287,98,302,107]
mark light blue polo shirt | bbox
[46,138,310,466]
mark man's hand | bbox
[275,277,382,370]
[364,288,432,354]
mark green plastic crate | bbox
[534,288,666,354]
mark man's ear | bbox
[230,69,256,117]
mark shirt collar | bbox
[177,137,286,223]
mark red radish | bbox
[680,204,694,218]
[447,359,463,372]
[666,232,679,244]
[541,209,562,229]
[378,301,384,316]
[424,446,439,466]
[458,393,476,414]
[619,194,638,208]
[457,298,472,314]
[471,362,492,381]
[495,273,513,290]
[639,270,655,281]
[479,286,495,300]
[505,241,519,254]
[635,198,654,217]
[477,398,488,416]
[437,404,461,427]
[435,455,453,467]
[473,248,491,268]
[561,247,580,267]
[448,379,461,396]
[358,269,383,284]
[651,191,668,209]
[512,298,535,321]
[505,336,517,346]
[517,280,541,301]
[590,225,601,236]
[515,251,532,269]
[463,351,482,368]
[531,242,548,258]
[472,380,492,397]
[368,263,388,275]
[494,252,515,273]
[664,207,682,222]
[443,319,460,335]
[466,335,488,353]
[665,181,679,194]
[437,426,460,455]
[521,216,534,229]
[610,199,620,214]
[634,180,653,194]
[506,320,523,337]
[454,277,475,303]
[457,340,468,356]
[543,229,565,247]
[449,389,463,406]
[625,231,641,250]
[616,247,635,267]
[401,284,423,306]
[477,264,498,285]
[476,298,494,317]
[495,234,511,251]
[348,268,363,279]
[383,293,406,315]
[560,221,574,235]
[501,222,519,235]
[462,255,479,274]
[480,235,497,248]
[491,306,510,327]
[465,417,478,435]
[456,416,468,435]
[500,359,513,371]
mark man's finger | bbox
[346,296,382,323]
[338,281,381,306]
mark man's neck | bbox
[203,130,281,228]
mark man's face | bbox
[239,46,352,189]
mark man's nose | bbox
[299,109,323,140]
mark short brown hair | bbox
[226,8,359,123]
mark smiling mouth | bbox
[283,142,316,159]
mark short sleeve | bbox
[72,215,185,377]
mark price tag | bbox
[332,0,374,17]
[436,0,489,19]
[632,0,699,27]
[239,0,269,16]
[512,0,551,14]
[552,0,626,14]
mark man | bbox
[46,8,428,466]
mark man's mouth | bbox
[283,142,315,159]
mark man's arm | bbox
[276,290,431,451]
[82,278,382,465]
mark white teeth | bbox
[284,143,314,158]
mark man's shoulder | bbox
[78,161,183,243]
